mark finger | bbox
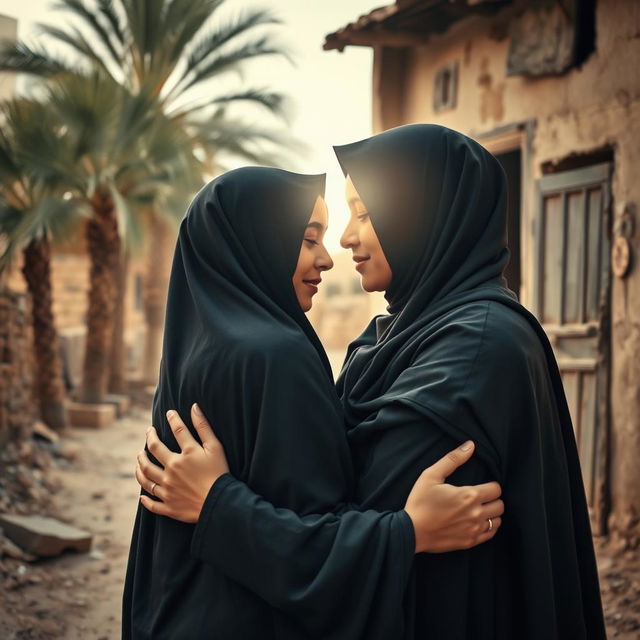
[146,426,174,466]
[191,403,220,451]
[478,499,504,521]
[166,410,198,452]
[475,481,502,503]
[135,463,166,500]
[475,517,502,545]
[136,450,164,484]
[140,495,172,518]
[424,441,475,482]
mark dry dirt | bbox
[0,409,638,639]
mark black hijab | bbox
[123,167,359,639]
[335,124,605,639]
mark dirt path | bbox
[0,410,148,640]
[1,407,639,638]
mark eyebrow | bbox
[348,197,365,206]
[306,222,325,232]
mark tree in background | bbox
[0,0,297,390]
[0,98,85,429]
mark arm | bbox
[137,407,503,639]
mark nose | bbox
[340,218,358,249]
[316,244,334,272]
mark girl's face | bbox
[292,195,333,311]
[340,174,392,292]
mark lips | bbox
[353,255,369,272]
[303,279,321,294]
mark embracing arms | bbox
[137,405,503,553]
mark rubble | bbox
[0,514,92,558]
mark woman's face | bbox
[340,174,392,292]
[292,195,333,311]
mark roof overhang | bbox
[324,0,512,52]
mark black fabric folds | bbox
[334,124,606,638]
[122,167,414,640]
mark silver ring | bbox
[151,482,158,496]
[487,518,493,533]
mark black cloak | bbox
[189,126,606,639]
[121,167,414,640]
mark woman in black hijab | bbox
[137,125,606,639]
[124,164,500,640]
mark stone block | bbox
[67,402,116,429]
[0,514,92,557]
[103,394,130,418]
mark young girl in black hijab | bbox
[137,125,606,639]
[124,165,501,639]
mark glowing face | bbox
[292,195,333,311]
[340,174,392,292]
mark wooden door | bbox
[534,163,612,532]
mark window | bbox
[433,61,458,112]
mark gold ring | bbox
[151,482,158,496]
[487,518,493,532]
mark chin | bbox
[361,278,382,293]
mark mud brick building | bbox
[324,0,640,546]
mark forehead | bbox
[344,174,362,202]
[308,195,328,226]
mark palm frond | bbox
[97,0,126,47]
[109,181,144,250]
[174,36,290,99]
[170,88,290,122]
[0,40,71,76]
[185,7,281,73]
[37,23,118,81]
[162,0,226,70]
[50,0,124,69]
[188,112,304,169]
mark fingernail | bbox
[460,440,474,452]
[166,410,175,419]
[193,403,202,416]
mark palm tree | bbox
[0,98,85,429]
[44,70,204,402]
[0,0,296,391]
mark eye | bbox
[357,212,369,222]
[304,238,318,246]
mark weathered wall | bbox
[372,0,640,544]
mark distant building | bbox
[0,15,16,101]
[325,0,640,546]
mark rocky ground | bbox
[0,409,638,639]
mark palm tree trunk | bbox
[82,192,120,403]
[21,237,68,430]
[142,216,174,384]
[108,251,129,394]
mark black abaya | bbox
[190,126,606,639]
[121,167,414,640]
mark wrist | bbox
[404,507,428,553]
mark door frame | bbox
[477,120,536,308]
[534,161,613,534]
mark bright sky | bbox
[0,0,383,251]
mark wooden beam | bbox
[324,28,427,51]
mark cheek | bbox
[293,247,313,282]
